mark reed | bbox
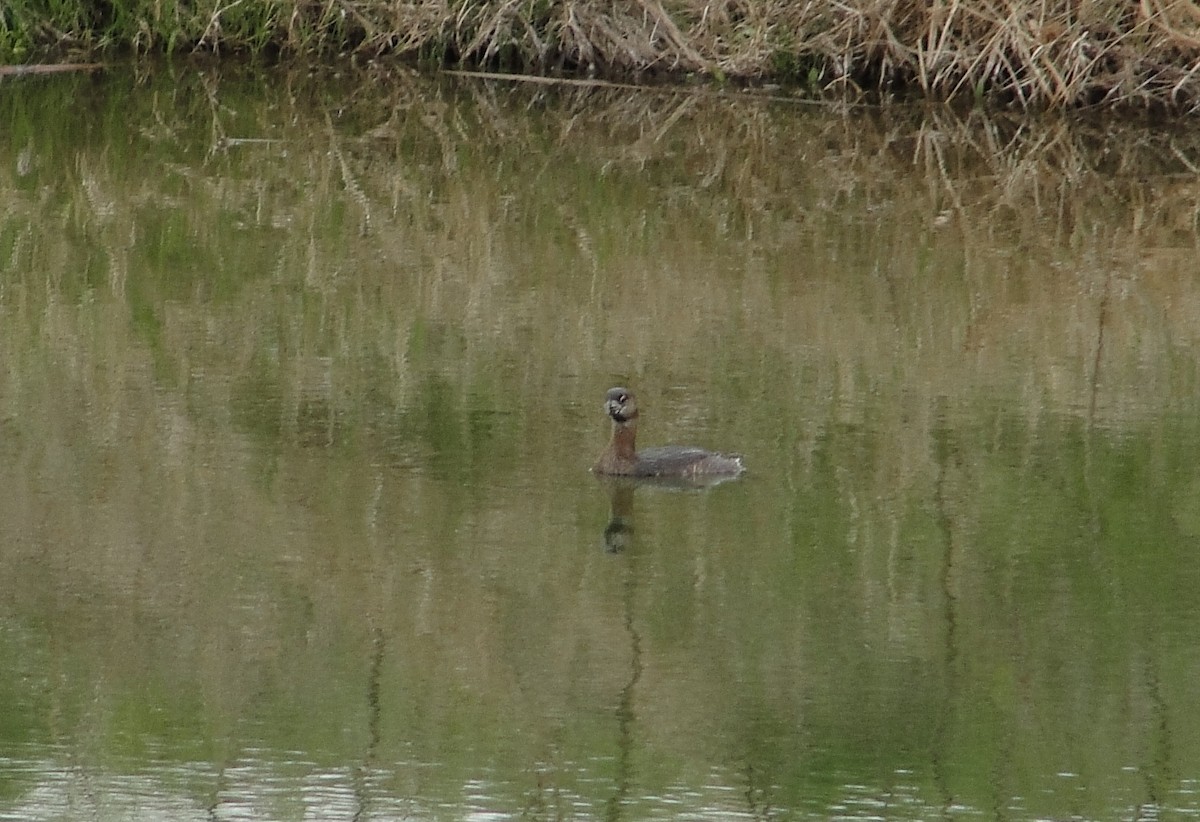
[6,0,1200,110]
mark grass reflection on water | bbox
[0,65,1198,821]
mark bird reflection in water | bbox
[595,473,743,554]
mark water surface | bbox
[1,64,1200,820]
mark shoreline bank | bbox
[4,0,1200,112]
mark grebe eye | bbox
[618,394,627,403]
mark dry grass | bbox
[653,0,1200,109]
[6,0,1200,109]
[308,0,1200,110]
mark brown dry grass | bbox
[319,0,1200,109]
[9,0,1200,110]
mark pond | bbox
[1,63,1200,820]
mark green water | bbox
[1,63,1200,820]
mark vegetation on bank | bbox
[4,0,1200,110]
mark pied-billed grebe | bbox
[593,387,745,478]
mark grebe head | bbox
[604,387,639,425]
